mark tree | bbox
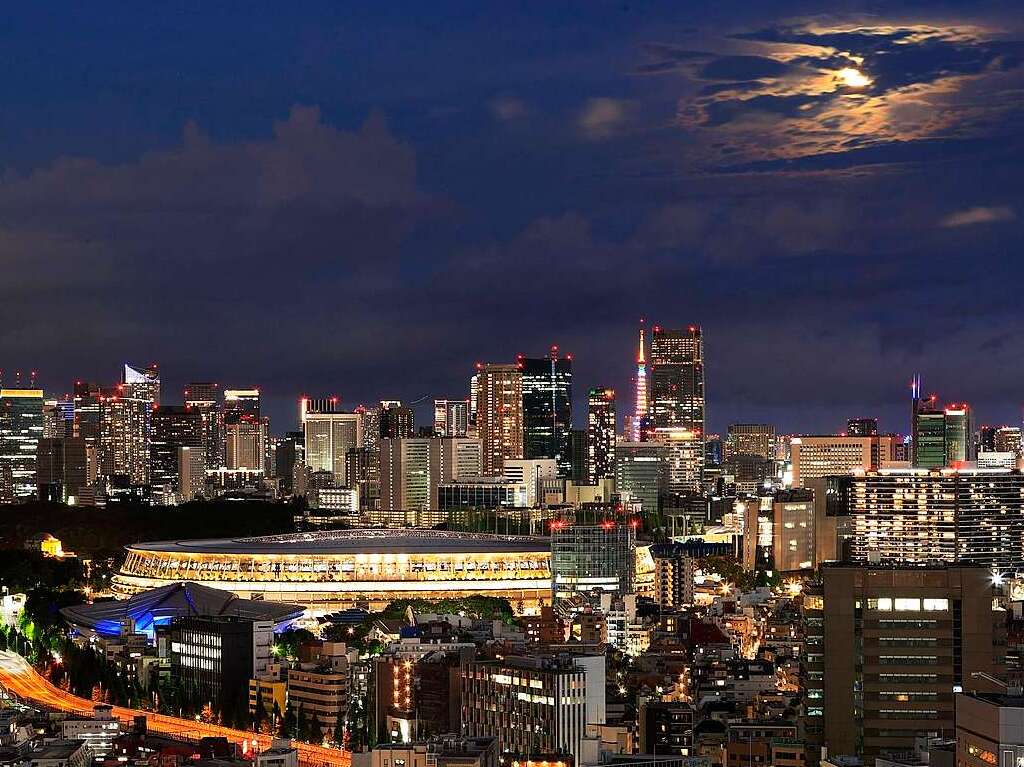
[308,710,323,744]
[296,704,308,743]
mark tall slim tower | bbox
[520,347,572,477]
[631,322,648,442]
[475,363,523,476]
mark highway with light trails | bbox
[0,651,350,767]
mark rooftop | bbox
[127,529,550,555]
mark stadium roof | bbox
[61,581,304,637]
[126,529,551,555]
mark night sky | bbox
[3,2,1023,436]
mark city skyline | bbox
[5,344,1022,438]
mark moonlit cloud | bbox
[644,22,1024,168]
[578,97,635,140]
[489,95,530,121]
[940,205,1016,227]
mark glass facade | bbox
[520,352,572,477]
[550,523,636,604]
[0,389,44,499]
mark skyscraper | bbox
[0,389,44,499]
[550,521,637,605]
[649,326,704,489]
[122,363,160,407]
[99,387,150,485]
[630,322,648,442]
[614,441,667,516]
[380,436,482,511]
[649,325,704,433]
[727,423,775,461]
[433,399,470,437]
[379,401,415,440]
[911,377,975,467]
[475,363,523,476]
[519,348,572,477]
[301,397,363,486]
[184,382,221,471]
[150,405,203,503]
[587,388,616,484]
[220,389,265,473]
[846,417,879,436]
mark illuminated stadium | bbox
[113,529,656,616]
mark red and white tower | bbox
[631,320,648,442]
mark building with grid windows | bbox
[550,522,636,605]
[802,564,1005,761]
[826,468,1024,569]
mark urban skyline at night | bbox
[3,5,1024,767]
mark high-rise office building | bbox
[461,653,605,759]
[35,437,88,503]
[184,382,221,471]
[122,363,160,407]
[519,348,572,477]
[150,406,203,503]
[98,388,150,485]
[772,489,814,572]
[827,468,1024,569]
[380,401,415,440]
[614,442,667,516]
[587,388,615,484]
[224,415,265,472]
[433,399,470,437]
[944,403,974,464]
[177,445,206,502]
[911,377,975,467]
[301,397,363,486]
[475,363,523,476]
[649,325,704,433]
[847,417,879,436]
[803,564,1004,761]
[995,426,1022,456]
[654,427,704,495]
[569,429,588,484]
[789,434,899,487]
[0,388,44,499]
[550,522,637,605]
[380,436,482,511]
[727,423,775,462]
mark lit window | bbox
[894,598,921,611]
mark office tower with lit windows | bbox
[184,382,221,470]
[654,427,704,495]
[943,403,974,464]
[650,325,704,432]
[519,348,572,477]
[177,445,206,502]
[380,436,482,511]
[0,388,44,499]
[433,399,470,437]
[803,563,1004,761]
[587,388,615,484]
[614,441,667,516]
[789,434,899,487]
[995,426,1022,457]
[301,397,363,486]
[826,468,1024,569]
[847,417,879,436]
[222,388,266,472]
[772,489,814,572]
[911,377,975,467]
[728,423,775,462]
[35,437,88,503]
[550,522,637,605]
[99,388,150,485]
[461,653,605,759]
[475,363,523,476]
[150,405,203,504]
[380,401,415,440]
[122,363,160,406]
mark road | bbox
[0,651,350,767]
